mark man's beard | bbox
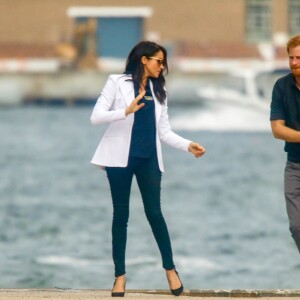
[291,67,300,77]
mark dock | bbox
[1,289,300,299]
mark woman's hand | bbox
[125,91,146,116]
[188,142,206,158]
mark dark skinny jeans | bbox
[106,155,175,277]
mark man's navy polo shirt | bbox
[129,80,156,158]
[270,73,300,162]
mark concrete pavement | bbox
[1,289,300,300]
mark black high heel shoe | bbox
[111,278,125,297]
[169,270,184,296]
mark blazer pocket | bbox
[98,136,128,166]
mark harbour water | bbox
[0,102,299,290]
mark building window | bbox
[289,0,300,36]
[246,0,272,43]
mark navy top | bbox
[270,73,300,162]
[129,80,156,158]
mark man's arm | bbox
[271,119,300,142]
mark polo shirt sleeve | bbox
[270,80,286,121]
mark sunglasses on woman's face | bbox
[148,56,165,67]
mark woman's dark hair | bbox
[124,41,168,104]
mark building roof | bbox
[175,41,287,59]
[0,41,287,61]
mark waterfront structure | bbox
[0,0,299,72]
[1,0,300,58]
[0,1,297,103]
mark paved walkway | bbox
[1,289,300,300]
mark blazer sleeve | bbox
[158,98,191,152]
[90,75,126,125]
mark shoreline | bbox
[0,58,289,107]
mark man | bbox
[271,35,300,252]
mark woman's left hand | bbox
[188,142,206,158]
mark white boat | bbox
[196,67,290,111]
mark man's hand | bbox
[125,91,146,116]
[188,142,206,158]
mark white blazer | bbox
[90,74,191,172]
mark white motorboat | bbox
[196,67,290,111]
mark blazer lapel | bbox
[119,75,135,106]
[150,80,162,124]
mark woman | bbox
[90,41,205,297]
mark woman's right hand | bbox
[188,142,206,158]
[125,91,146,116]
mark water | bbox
[0,104,299,290]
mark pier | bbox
[1,289,300,299]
